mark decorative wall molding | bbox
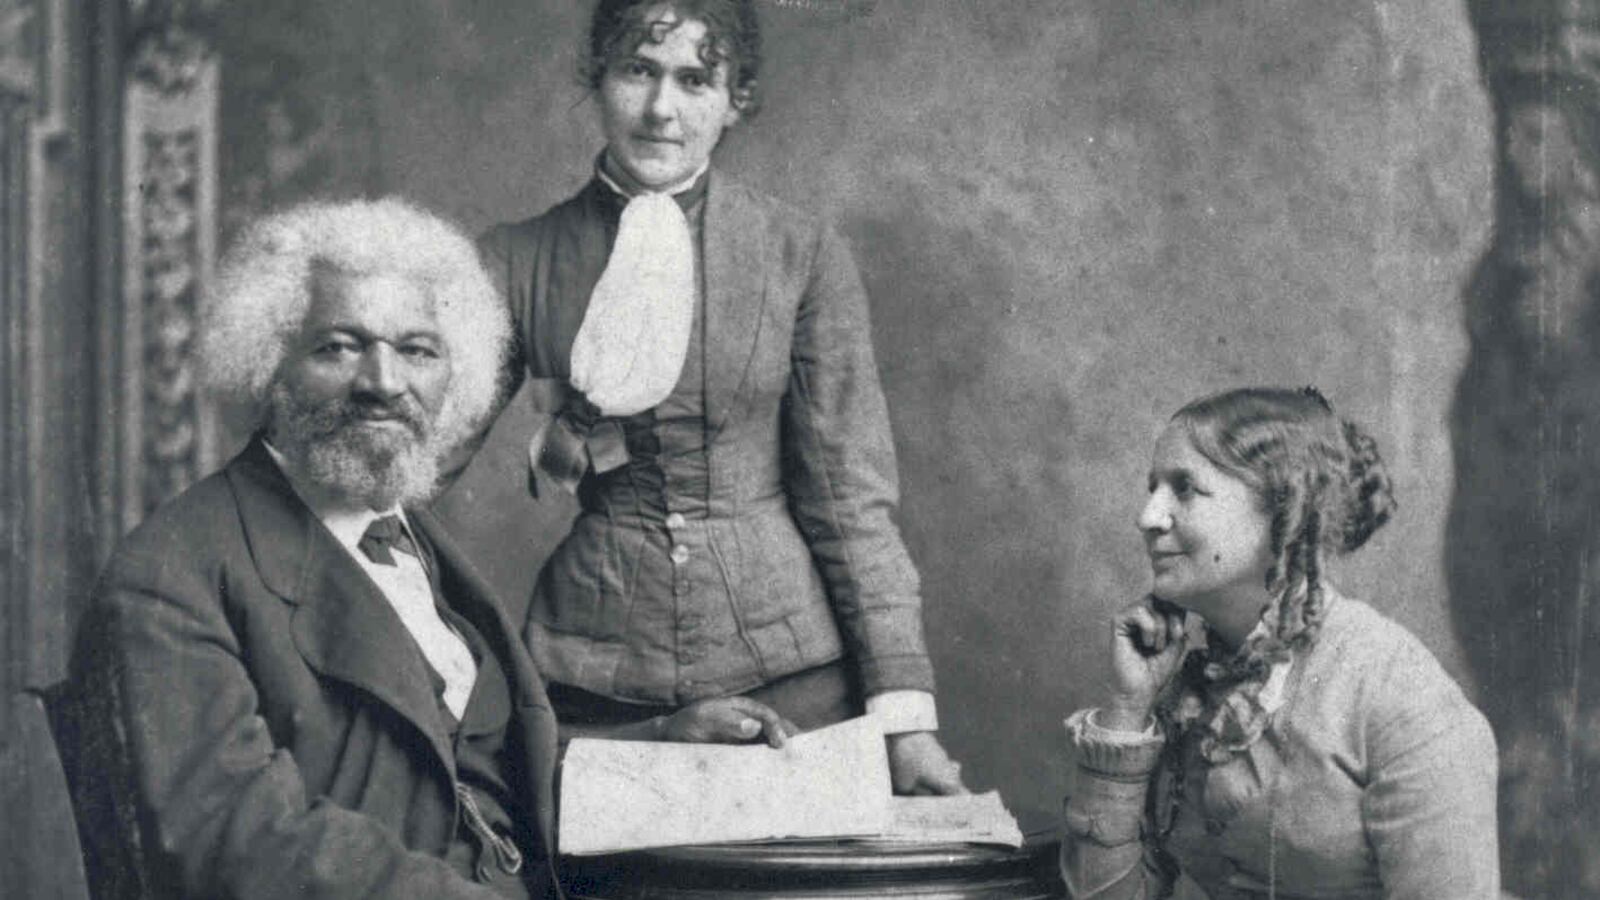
[2,84,33,715]
[1,0,66,122]
[0,1,37,99]
[2,0,71,717]
[1470,0,1600,87]
[129,25,211,96]
[1458,1,1600,896]
[118,0,217,529]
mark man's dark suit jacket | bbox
[68,437,560,899]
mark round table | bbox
[560,839,1065,899]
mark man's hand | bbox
[886,731,967,795]
[658,696,798,747]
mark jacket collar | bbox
[225,436,458,776]
[410,506,561,857]
[701,171,771,435]
[225,436,560,858]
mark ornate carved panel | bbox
[118,2,218,529]
[1,0,222,715]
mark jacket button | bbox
[665,512,686,530]
[670,544,690,565]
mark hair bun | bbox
[1339,420,1396,552]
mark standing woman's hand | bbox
[1102,596,1189,731]
[886,732,967,796]
[658,696,798,747]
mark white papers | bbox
[559,716,1027,855]
[560,715,893,855]
[880,791,1024,848]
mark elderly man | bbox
[66,199,558,899]
[469,0,964,794]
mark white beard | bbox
[265,382,445,509]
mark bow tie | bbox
[358,515,419,566]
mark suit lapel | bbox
[412,509,562,864]
[227,438,457,778]
[408,509,552,717]
[702,172,772,436]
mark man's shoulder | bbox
[117,467,237,549]
[102,452,263,581]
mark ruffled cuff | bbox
[1064,708,1166,779]
[1061,709,1165,849]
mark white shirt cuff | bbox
[1065,707,1161,745]
[866,690,939,734]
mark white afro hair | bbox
[202,197,511,451]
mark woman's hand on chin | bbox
[1104,595,1190,729]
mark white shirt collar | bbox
[596,152,710,199]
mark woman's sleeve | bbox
[780,224,933,696]
[1058,709,1176,900]
[1361,642,1501,899]
[71,538,502,900]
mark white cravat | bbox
[567,166,700,416]
[264,444,477,718]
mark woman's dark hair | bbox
[580,0,763,116]
[1172,385,1396,649]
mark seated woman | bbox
[1060,387,1499,899]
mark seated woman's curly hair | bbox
[580,0,763,115]
[1145,386,1399,847]
[1174,385,1397,651]
[200,198,512,452]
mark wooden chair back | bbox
[1,689,92,900]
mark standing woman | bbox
[473,0,963,793]
[1061,387,1499,898]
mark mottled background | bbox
[217,0,1493,844]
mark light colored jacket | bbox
[1061,594,1500,899]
